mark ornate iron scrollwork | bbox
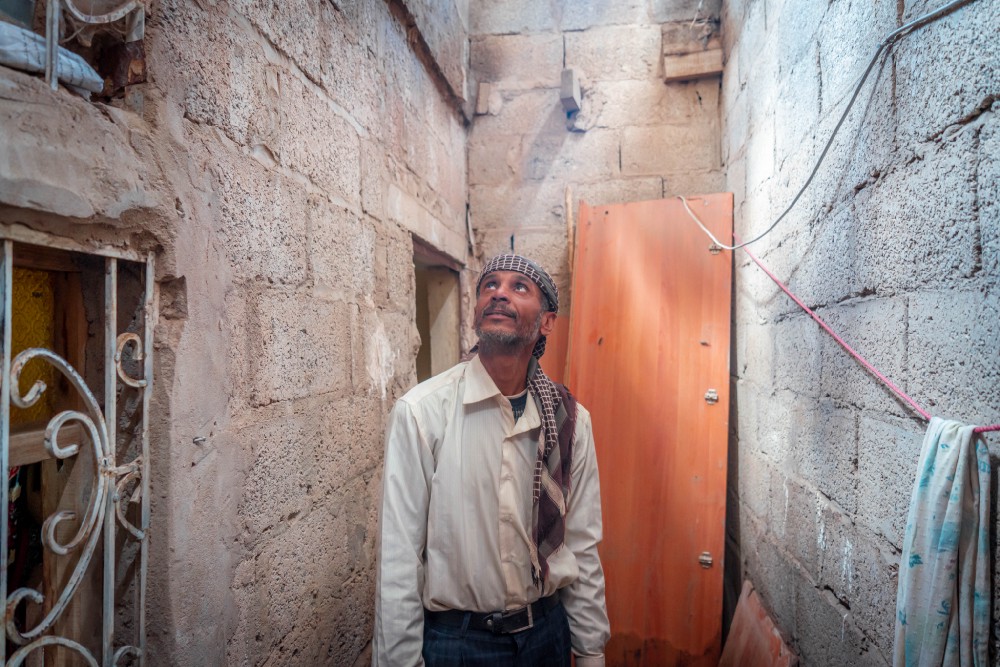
[6,348,113,646]
[115,332,147,389]
[7,636,100,667]
[5,346,148,656]
[1,244,154,666]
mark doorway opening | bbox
[413,241,461,383]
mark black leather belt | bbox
[425,595,560,635]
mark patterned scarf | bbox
[476,254,578,586]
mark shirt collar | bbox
[463,354,504,404]
[512,390,540,434]
[463,355,541,433]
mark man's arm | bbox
[560,407,611,667]
[373,400,434,667]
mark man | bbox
[374,254,610,666]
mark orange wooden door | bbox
[566,196,733,666]
[539,315,570,384]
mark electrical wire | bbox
[686,0,978,252]
[678,0,997,432]
[740,239,930,421]
[738,237,1000,434]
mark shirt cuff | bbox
[574,654,605,667]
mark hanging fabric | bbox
[893,418,991,667]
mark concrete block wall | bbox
[0,0,469,664]
[721,0,1000,663]
[468,0,725,304]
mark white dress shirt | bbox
[373,355,610,666]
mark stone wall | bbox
[0,1,469,664]
[468,0,725,304]
[5,0,996,663]
[721,0,1000,663]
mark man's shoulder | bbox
[561,390,592,435]
[397,361,469,409]
[554,383,591,419]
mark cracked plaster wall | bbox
[721,0,1000,663]
[0,0,470,664]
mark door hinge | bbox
[704,388,719,404]
[698,551,714,568]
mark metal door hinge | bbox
[698,551,714,568]
[704,388,719,404]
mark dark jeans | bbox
[423,601,572,667]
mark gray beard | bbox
[475,311,543,355]
[476,328,528,354]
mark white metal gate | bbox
[0,233,153,666]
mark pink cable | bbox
[738,242,1000,435]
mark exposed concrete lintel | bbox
[387,183,467,265]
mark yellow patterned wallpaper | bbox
[10,267,56,427]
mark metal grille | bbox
[0,239,153,666]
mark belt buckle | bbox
[486,604,533,634]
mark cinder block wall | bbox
[148,2,471,664]
[0,1,469,665]
[721,0,1000,663]
[468,0,725,303]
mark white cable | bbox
[685,0,977,251]
[677,195,729,249]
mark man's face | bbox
[474,271,556,351]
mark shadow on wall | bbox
[521,102,575,182]
[723,256,742,642]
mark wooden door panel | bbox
[566,196,733,666]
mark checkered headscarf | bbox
[476,254,575,587]
[477,254,559,358]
